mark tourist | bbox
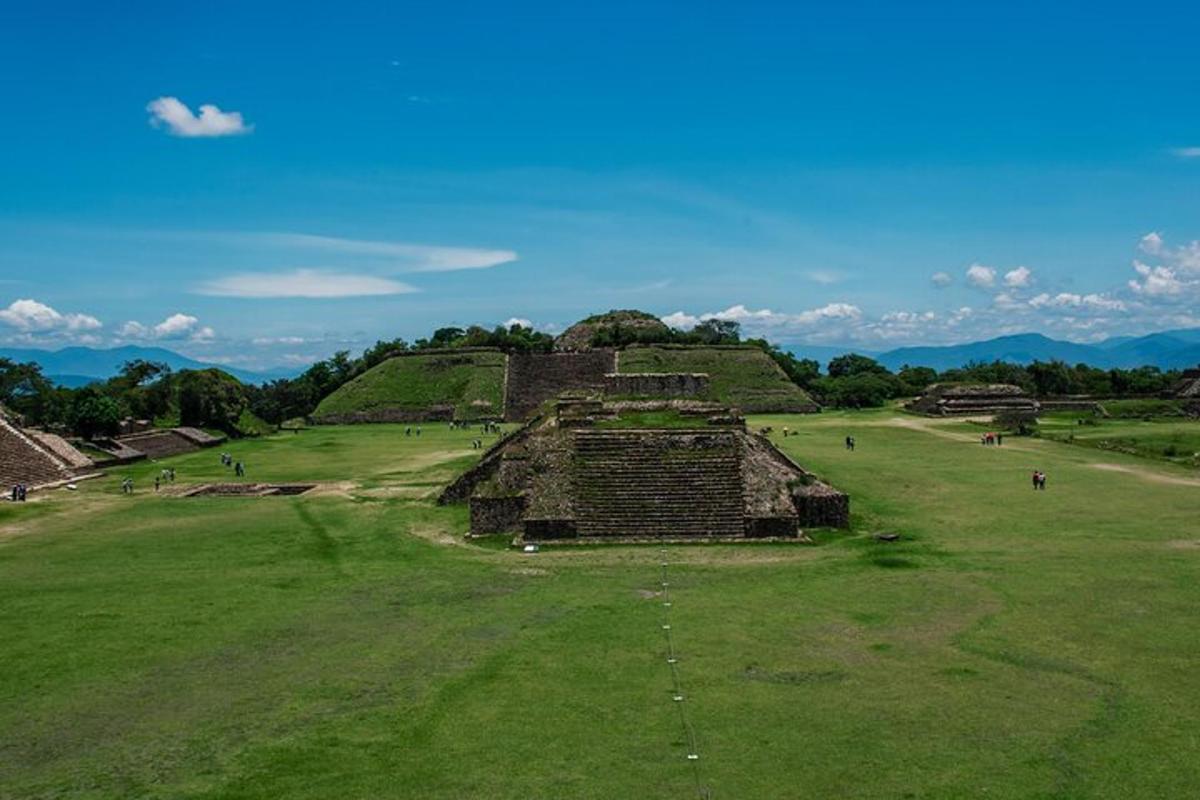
[169,468,176,482]
[1032,470,1039,490]
[1038,472,1047,491]
[405,426,411,437]
[155,476,160,492]
[10,485,16,502]
[19,484,26,501]
[416,426,422,436]
[845,436,855,451]
[235,461,245,477]
[997,433,1003,446]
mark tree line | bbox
[0,320,1188,435]
[0,359,252,438]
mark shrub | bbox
[993,410,1039,436]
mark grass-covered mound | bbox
[313,350,505,422]
[618,345,818,413]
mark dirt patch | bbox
[355,485,438,500]
[636,588,662,599]
[1165,539,1200,550]
[1088,462,1200,487]
[508,566,549,576]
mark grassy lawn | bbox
[1039,412,1200,469]
[3,411,1200,798]
[313,351,506,420]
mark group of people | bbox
[154,468,177,491]
[1032,470,1048,490]
[219,452,246,477]
[8,484,28,502]
[120,477,135,494]
[980,432,1004,446]
[404,426,422,437]
[845,435,856,451]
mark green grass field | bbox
[617,345,817,412]
[1040,412,1200,468]
[3,411,1200,798]
[313,351,506,421]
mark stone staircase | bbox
[570,429,745,538]
[0,417,74,489]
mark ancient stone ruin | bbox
[440,399,849,542]
[1173,368,1200,416]
[907,383,1040,416]
[502,350,617,421]
[91,427,225,463]
[0,415,95,491]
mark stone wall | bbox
[314,406,456,425]
[603,372,709,398]
[503,350,616,421]
[791,483,851,528]
[469,495,526,535]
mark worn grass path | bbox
[2,414,1199,798]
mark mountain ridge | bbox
[786,329,1200,371]
[0,345,298,386]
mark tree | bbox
[178,369,247,434]
[68,388,122,439]
[897,365,938,396]
[827,353,889,379]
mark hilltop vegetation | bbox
[313,351,506,421]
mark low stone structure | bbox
[603,372,709,398]
[907,383,1040,416]
[441,399,849,541]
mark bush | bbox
[993,410,1039,436]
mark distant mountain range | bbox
[0,345,300,387]
[787,329,1200,372]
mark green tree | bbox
[68,389,122,439]
[178,369,247,434]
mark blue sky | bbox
[2,0,1199,369]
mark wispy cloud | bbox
[146,96,252,138]
[804,270,847,285]
[244,233,517,272]
[1170,147,1200,158]
[930,271,953,288]
[196,269,418,298]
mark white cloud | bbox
[1139,231,1164,256]
[931,271,953,288]
[1029,292,1126,311]
[119,312,216,342]
[965,264,996,288]
[245,233,517,272]
[196,269,418,298]
[503,317,533,329]
[0,299,101,332]
[252,336,307,346]
[804,270,846,285]
[146,96,252,138]
[1128,262,1186,296]
[1004,266,1033,288]
[660,303,862,340]
[1171,147,1200,158]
